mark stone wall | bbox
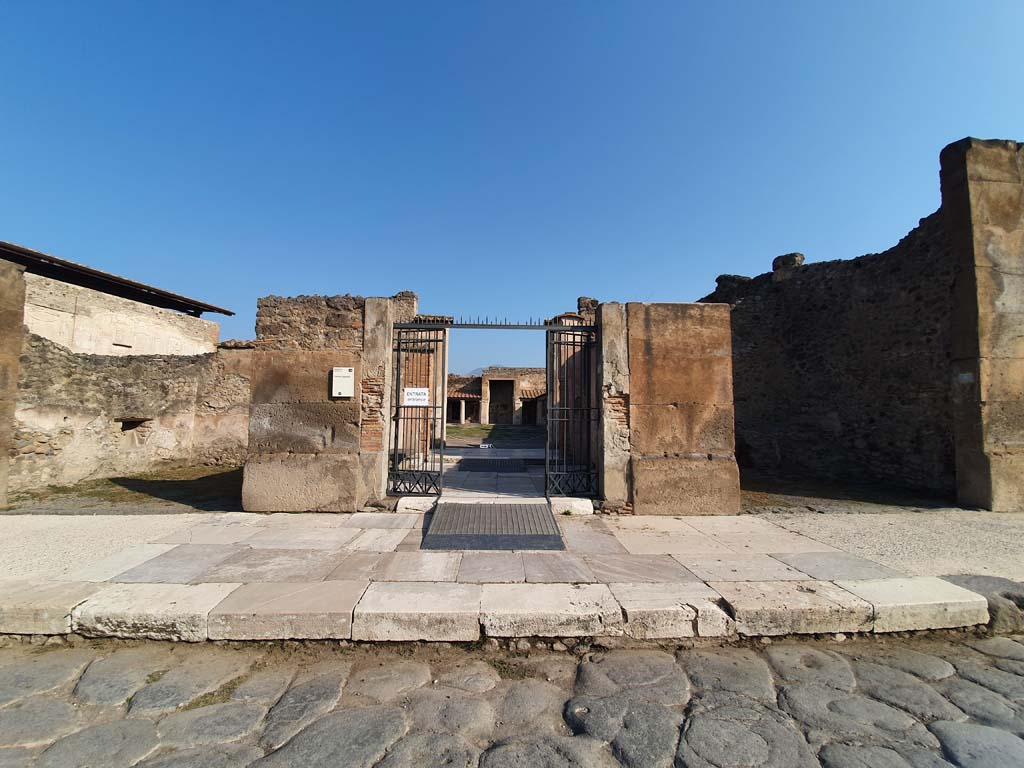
[701,212,958,496]
[23,273,219,356]
[480,367,547,425]
[625,303,740,515]
[10,334,251,492]
[942,138,1024,511]
[242,292,417,512]
[0,261,26,506]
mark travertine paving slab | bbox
[111,544,242,584]
[457,553,526,583]
[522,553,596,583]
[585,553,700,583]
[608,523,734,555]
[73,582,240,641]
[199,548,347,583]
[709,580,873,636]
[682,516,787,534]
[558,519,628,555]
[156,524,266,545]
[352,582,481,641]
[836,577,989,632]
[347,528,411,552]
[674,554,809,582]
[341,513,422,529]
[480,583,622,637]
[56,544,177,582]
[0,579,100,634]
[609,582,734,638]
[243,527,362,550]
[325,552,384,580]
[208,581,369,640]
[373,552,461,582]
[709,532,838,554]
[259,513,354,528]
[775,551,903,580]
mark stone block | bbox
[242,453,361,512]
[73,583,241,641]
[480,583,623,637]
[773,552,903,581]
[549,497,594,516]
[351,582,481,641]
[978,357,1024,401]
[0,261,26,312]
[627,303,733,406]
[708,580,873,636]
[111,544,242,584]
[631,456,740,515]
[56,544,178,582]
[609,582,734,638]
[208,581,368,640]
[674,554,810,581]
[0,579,100,634]
[835,576,989,632]
[250,350,361,404]
[243,527,362,550]
[522,553,596,583]
[249,403,360,455]
[372,552,461,582]
[201,548,348,583]
[585,553,700,583]
[456,552,525,583]
[630,403,735,455]
[988,453,1024,512]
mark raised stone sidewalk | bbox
[0,513,989,643]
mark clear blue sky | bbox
[2,2,1022,372]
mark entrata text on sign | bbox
[403,387,430,406]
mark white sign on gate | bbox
[403,387,430,406]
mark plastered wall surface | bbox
[23,273,219,356]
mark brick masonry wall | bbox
[701,210,958,496]
[11,334,251,492]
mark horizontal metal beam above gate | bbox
[394,322,595,331]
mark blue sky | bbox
[2,2,1022,372]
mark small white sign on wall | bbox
[331,367,355,398]
[403,387,430,406]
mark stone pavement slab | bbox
[522,553,596,583]
[208,581,369,640]
[674,553,810,582]
[155,524,266,545]
[325,552,384,581]
[837,576,990,632]
[199,548,347,583]
[708,532,839,554]
[56,544,177,582]
[775,551,903,580]
[243,527,362,550]
[584,553,700,583]
[352,582,482,641]
[73,582,240,641]
[606,520,734,555]
[609,582,734,638]
[111,544,242,584]
[480,584,622,637]
[557,519,628,555]
[709,580,873,636]
[373,552,461,582]
[0,579,100,634]
[35,719,159,768]
[341,512,422,529]
[347,528,411,552]
[457,552,526,583]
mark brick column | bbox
[941,138,1024,511]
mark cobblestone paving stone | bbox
[0,634,1023,766]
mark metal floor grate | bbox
[421,503,565,551]
[453,459,527,473]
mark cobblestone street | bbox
[1,633,1023,767]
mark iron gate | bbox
[546,324,598,497]
[388,326,447,495]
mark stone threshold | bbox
[0,574,990,643]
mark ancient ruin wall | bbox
[243,292,417,511]
[701,211,958,495]
[0,261,26,506]
[23,273,219,356]
[11,334,251,492]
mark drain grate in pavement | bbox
[453,459,527,473]
[422,502,564,551]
